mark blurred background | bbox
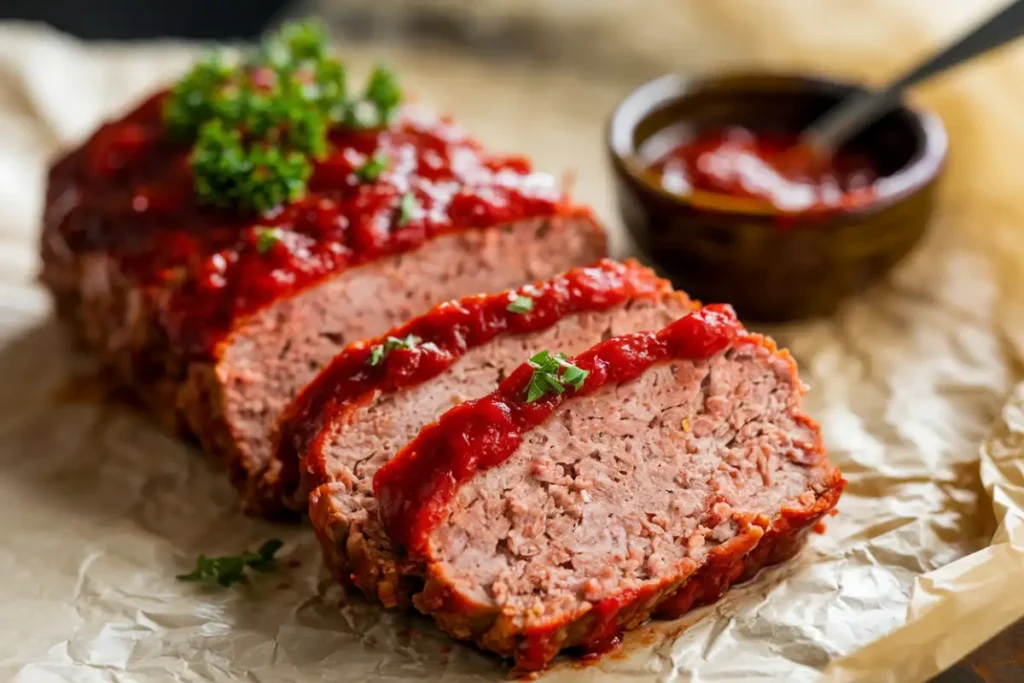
[0,1,1004,87]
[0,0,287,39]
[0,2,1022,682]
[0,0,714,81]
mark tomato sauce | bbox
[45,92,567,360]
[372,304,746,555]
[650,126,878,213]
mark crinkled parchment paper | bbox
[2,2,1024,681]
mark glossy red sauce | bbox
[276,258,673,496]
[46,92,568,360]
[373,304,746,555]
[650,126,878,213]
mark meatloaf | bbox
[40,92,605,517]
[372,304,845,671]
[293,259,694,605]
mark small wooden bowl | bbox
[607,73,948,322]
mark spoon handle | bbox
[805,0,1024,154]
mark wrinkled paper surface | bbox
[2,2,1024,680]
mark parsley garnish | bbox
[524,351,589,402]
[367,334,422,366]
[177,539,283,587]
[163,51,236,139]
[190,120,312,212]
[398,192,419,226]
[355,152,389,182]
[163,20,403,213]
[361,65,402,126]
[254,226,282,253]
[507,295,533,314]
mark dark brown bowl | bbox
[607,72,948,322]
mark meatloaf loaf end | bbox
[373,304,845,671]
[39,90,606,517]
[296,259,695,607]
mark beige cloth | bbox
[1,2,1023,680]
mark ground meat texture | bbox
[177,215,604,516]
[44,214,603,516]
[39,92,606,517]
[305,279,694,606]
[376,315,843,672]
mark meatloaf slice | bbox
[39,89,606,517]
[180,214,604,517]
[373,304,845,672]
[298,259,694,607]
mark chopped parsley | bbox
[361,65,402,126]
[189,120,312,212]
[254,226,282,253]
[163,19,403,213]
[355,152,389,182]
[397,192,420,226]
[506,295,534,314]
[177,539,283,587]
[524,350,589,403]
[367,333,422,366]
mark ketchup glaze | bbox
[649,126,878,213]
[44,92,569,360]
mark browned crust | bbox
[423,475,843,672]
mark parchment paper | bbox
[1,2,1024,681]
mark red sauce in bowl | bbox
[649,126,878,213]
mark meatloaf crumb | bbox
[373,311,844,671]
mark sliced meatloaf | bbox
[373,304,845,671]
[295,259,695,606]
[40,90,605,518]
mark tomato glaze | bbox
[45,92,568,360]
[373,303,745,555]
[650,126,878,213]
[276,258,673,497]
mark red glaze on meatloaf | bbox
[39,91,605,516]
[295,259,695,605]
[374,305,845,671]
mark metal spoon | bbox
[802,0,1024,158]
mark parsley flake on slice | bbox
[254,226,283,254]
[177,539,283,588]
[524,350,589,402]
[506,295,534,314]
[397,192,420,226]
[355,152,389,183]
[367,334,422,367]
